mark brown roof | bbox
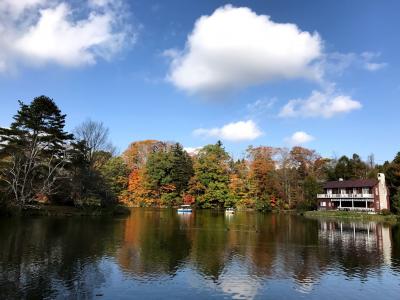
[323,179,378,189]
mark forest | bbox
[1,96,400,214]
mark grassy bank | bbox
[1,204,131,217]
[304,210,399,223]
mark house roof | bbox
[323,179,378,189]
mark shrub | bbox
[160,192,180,207]
[75,196,102,207]
[380,209,391,216]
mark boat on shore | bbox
[177,204,192,213]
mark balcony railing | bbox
[317,193,374,199]
[337,207,375,212]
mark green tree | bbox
[328,154,370,180]
[63,141,117,207]
[301,175,322,210]
[0,96,72,207]
[145,143,193,205]
[169,143,194,194]
[189,141,231,208]
[384,152,400,212]
[100,156,130,199]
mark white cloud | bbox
[184,147,202,155]
[317,51,387,77]
[246,97,276,119]
[0,0,47,17]
[279,89,362,118]
[285,131,314,146]
[162,48,180,59]
[193,120,263,142]
[0,0,132,72]
[88,0,112,7]
[15,3,125,66]
[364,62,387,71]
[361,52,387,72]
[166,5,322,95]
[318,52,357,76]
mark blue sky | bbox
[0,0,399,163]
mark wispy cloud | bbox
[361,52,387,72]
[319,51,387,76]
[246,98,276,119]
[364,62,387,71]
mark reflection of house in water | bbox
[319,221,392,265]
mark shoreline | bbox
[303,210,399,223]
[0,204,131,217]
[3,205,400,223]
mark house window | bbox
[321,201,326,207]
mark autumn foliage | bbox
[114,139,396,211]
[2,96,399,213]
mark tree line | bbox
[1,96,400,213]
[0,96,129,213]
[120,140,400,212]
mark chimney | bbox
[377,173,388,210]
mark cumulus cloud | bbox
[285,131,314,146]
[279,89,362,118]
[166,5,322,95]
[193,120,263,142]
[0,0,132,72]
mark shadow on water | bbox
[1,209,400,299]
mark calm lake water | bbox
[1,209,400,299]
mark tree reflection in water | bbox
[0,209,399,299]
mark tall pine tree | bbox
[0,96,72,206]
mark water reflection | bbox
[0,217,125,299]
[0,210,400,299]
[319,220,392,266]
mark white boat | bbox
[177,204,192,213]
[225,207,235,214]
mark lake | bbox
[1,209,400,299]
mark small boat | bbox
[225,207,235,214]
[177,204,192,213]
